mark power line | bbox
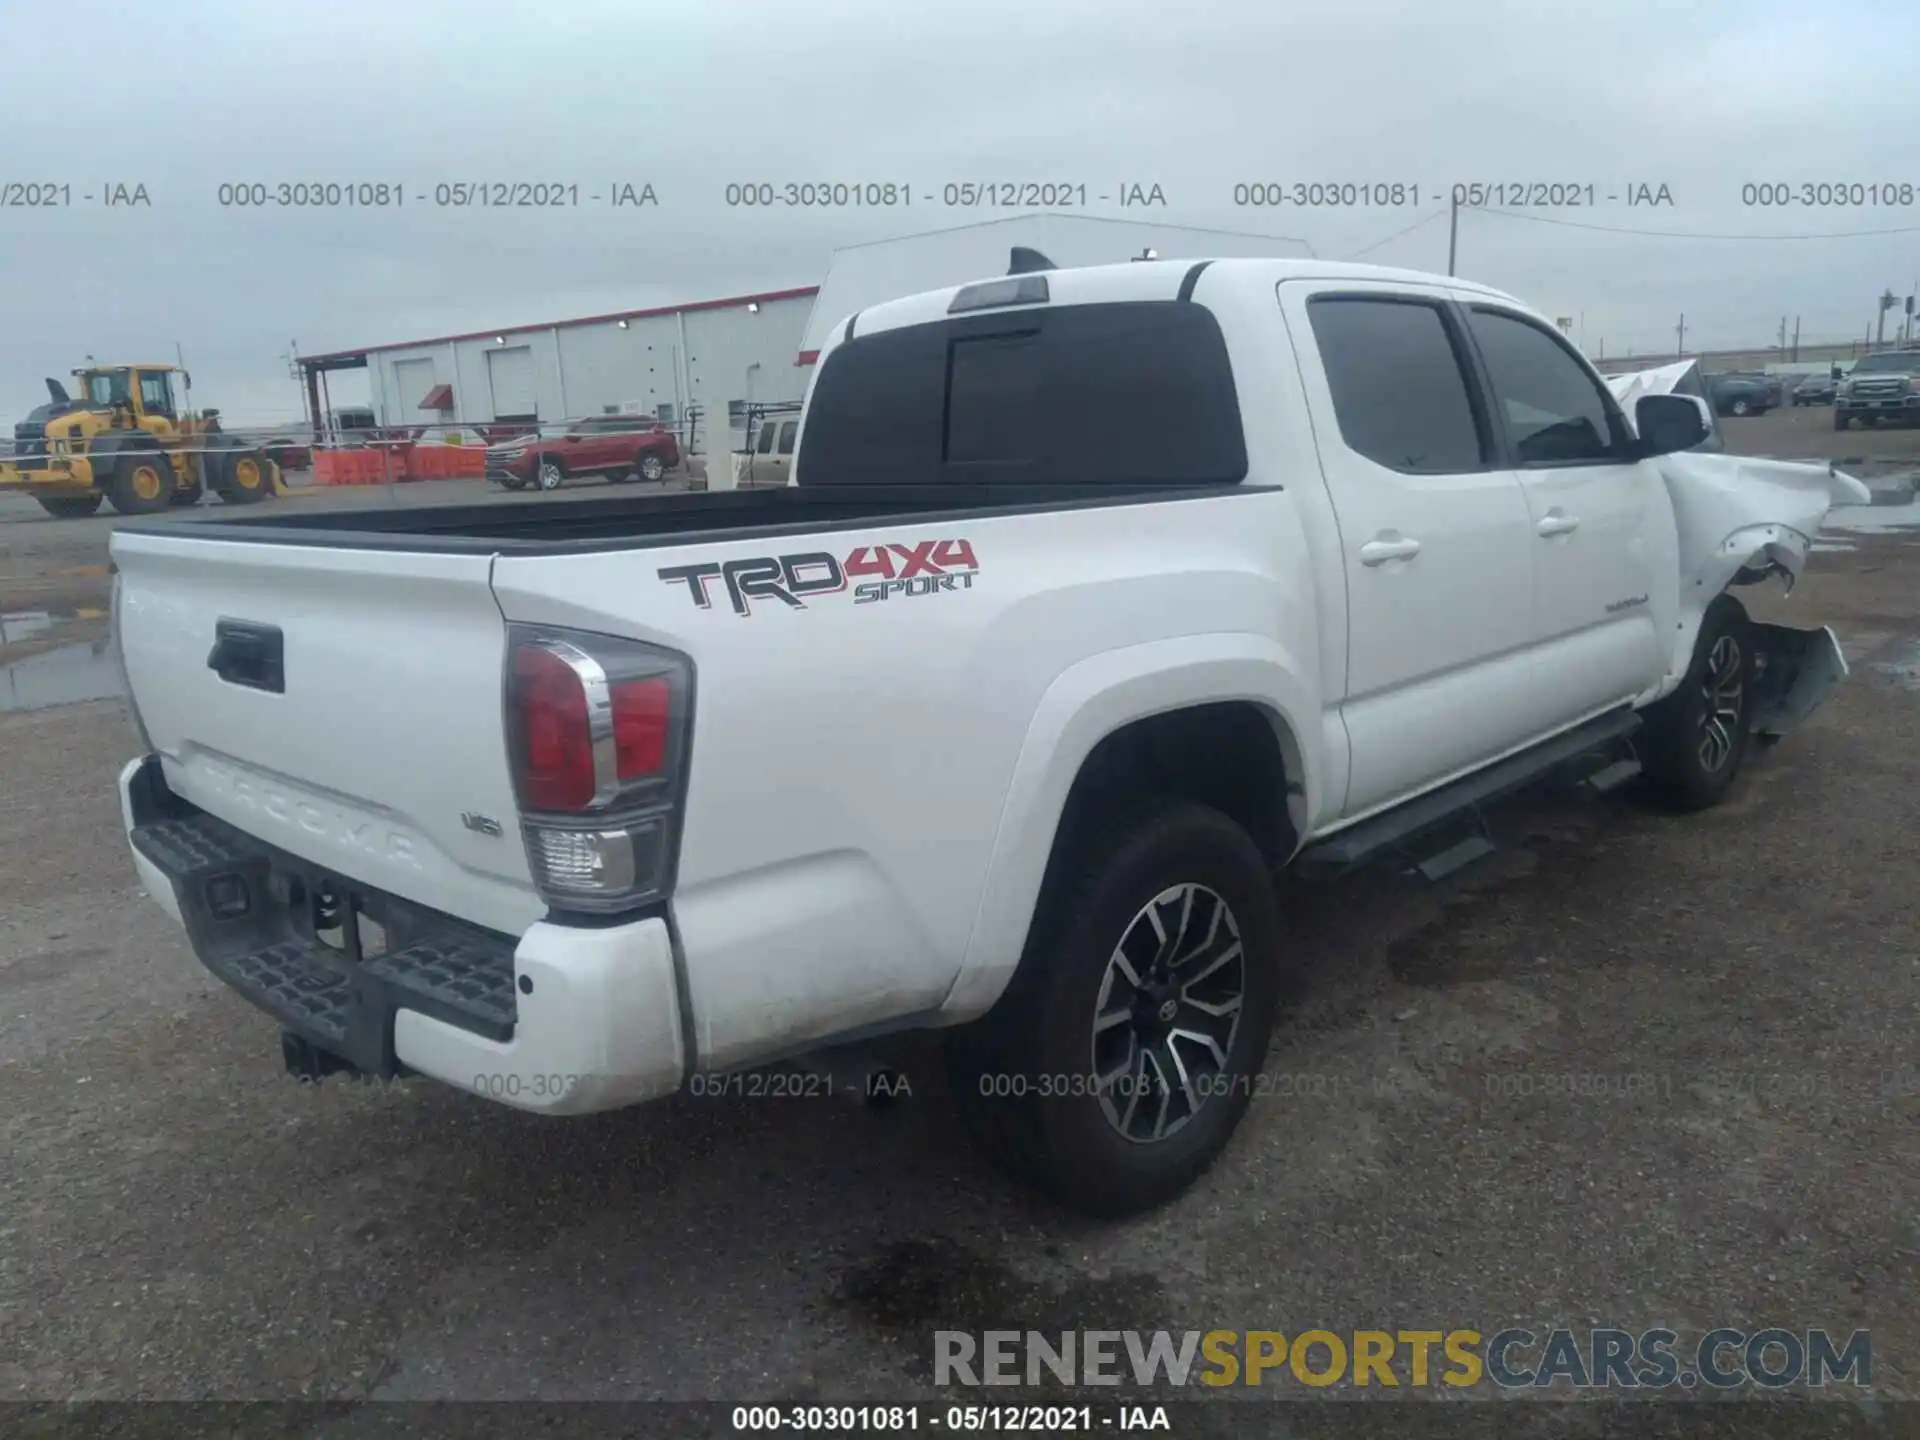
[1469,209,1920,241]
[1347,207,1451,259]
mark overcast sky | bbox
[5,0,1919,428]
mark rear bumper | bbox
[119,755,685,1114]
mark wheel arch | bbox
[945,634,1319,1020]
[1654,526,1806,701]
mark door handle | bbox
[208,619,284,694]
[1536,512,1580,537]
[1358,535,1422,566]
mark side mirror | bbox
[1635,393,1710,456]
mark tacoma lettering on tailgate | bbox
[659,539,979,616]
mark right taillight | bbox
[505,628,693,913]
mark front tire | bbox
[1729,397,1751,417]
[106,453,172,515]
[536,459,565,491]
[1639,594,1754,812]
[215,450,271,504]
[948,800,1283,1217]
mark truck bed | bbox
[128,481,1238,554]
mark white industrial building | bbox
[296,287,818,452]
[297,214,1314,452]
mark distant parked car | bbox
[262,439,313,472]
[1790,373,1838,407]
[1704,373,1776,417]
[486,415,681,491]
[1833,349,1920,430]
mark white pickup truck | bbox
[111,256,1863,1216]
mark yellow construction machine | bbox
[0,363,279,518]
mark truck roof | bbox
[836,256,1531,350]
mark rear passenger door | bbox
[1280,282,1538,818]
[1457,304,1677,727]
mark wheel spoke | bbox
[1178,940,1242,990]
[1139,1047,1174,1140]
[1168,1025,1229,1071]
[1170,896,1226,970]
[1160,1038,1202,1122]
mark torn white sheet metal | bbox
[1603,358,1702,409]
[1749,623,1850,739]
[1606,357,1871,591]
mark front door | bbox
[1457,303,1677,726]
[1280,282,1539,818]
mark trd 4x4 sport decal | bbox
[659,539,979,616]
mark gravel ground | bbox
[1,448,1916,1436]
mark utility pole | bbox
[1877,290,1897,347]
[1675,314,1686,358]
[1777,316,1786,358]
[1792,316,1800,360]
[1447,193,1458,277]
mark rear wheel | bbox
[536,458,565,491]
[106,453,172,515]
[1729,396,1751,416]
[947,799,1283,1217]
[1639,594,1754,812]
[36,495,103,519]
[637,451,667,482]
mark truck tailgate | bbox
[112,530,542,937]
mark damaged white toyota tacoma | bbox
[109,256,1865,1216]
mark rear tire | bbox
[106,453,172,515]
[1638,594,1754,812]
[1729,397,1751,417]
[36,495,103,519]
[637,451,667,482]
[947,799,1282,1217]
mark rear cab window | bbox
[1306,296,1489,473]
[797,301,1248,486]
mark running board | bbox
[1295,708,1642,879]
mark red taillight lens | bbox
[513,645,596,811]
[611,676,670,779]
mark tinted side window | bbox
[756,422,776,453]
[798,301,1247,486]
[1467,308,1629,465]
[1307,297,1486,473]
[776,421,798,455]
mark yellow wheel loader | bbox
[0,364,280,518]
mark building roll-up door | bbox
[486,346,538,421]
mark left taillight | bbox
[504,627,693,913]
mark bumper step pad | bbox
[130,797,517,1076]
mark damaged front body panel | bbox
[1607,359,1869,741]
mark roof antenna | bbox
[1008,246,1055,275]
